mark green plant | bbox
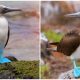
[0,61,39,79]
[41,64,49,79]
[44,30,63,42]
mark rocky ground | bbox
[41,58,73,79]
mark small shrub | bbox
[44,30,63,42]
[0,61,39,79]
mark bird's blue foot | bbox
[73,67,80,78]
[0,57,11,64]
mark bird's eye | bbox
[1,8,9,14]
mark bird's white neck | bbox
[71,45,80,60]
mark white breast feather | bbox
[0,16,8,49]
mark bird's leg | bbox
[76,60,80,67]
[0,49,4,62]
[0,49,11,63]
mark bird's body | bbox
[57,29,80,58]
[0,16,9,49]
[0,15,10,63]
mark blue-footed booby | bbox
[63,12,80,59]
[0,5,21,63]
[57,12,80,78]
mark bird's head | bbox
[0,5,21,14]
[64,12,80,18]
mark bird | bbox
[61,12,80,59]
[0,5,21,63]
[47,12,80,78]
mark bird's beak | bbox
[2,7,21,14]
[64,12,80,18]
